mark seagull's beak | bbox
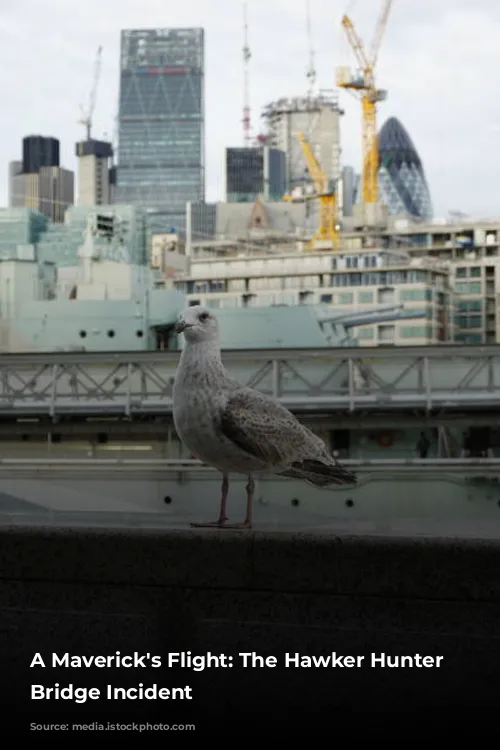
[174,320,193,334]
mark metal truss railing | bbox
[0,345,500,416]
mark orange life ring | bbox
[376,430,394,448]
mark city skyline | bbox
[1,0,499,218]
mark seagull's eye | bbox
[199,312,209,322]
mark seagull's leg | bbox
[241,474,254,528]
[213,474,254,530]
[190,474,254,530]
[191,473,229,528]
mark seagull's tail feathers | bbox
[279,458,357,488]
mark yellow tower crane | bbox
[284,131,338,251]
[336,0,394,204]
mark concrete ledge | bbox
[2,524,500,717]
[2,524,500,600]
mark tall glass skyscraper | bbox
[378,117,433,221]
[116,28,205,235]
[22,136,60,173]
[225,147,286,203]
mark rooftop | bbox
[261,91,343,116]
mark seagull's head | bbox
[174,305,219,344]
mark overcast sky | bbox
[1,0,499,218]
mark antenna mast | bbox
[306,0,316,99]
[242,2,252,145]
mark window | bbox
[400,289,432,301]
[400,326,432,338]
[457,300,481,313]
[455,333,482,344]
[193,281,209,293]
[338,292,353,304]
[454,315,482,329]
[330,270,434,287]
[378,324,395,342]
[357,327,374,339]
[358,291,374,304]
[470,267,481,278]
[456,268,467,278]
[456,281,482,294]
[404,307,430,319]
[209,280,226,292]
[378,288,395,304]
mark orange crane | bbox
[336,0,393,204]
[284,131,338,250]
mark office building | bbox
[22,136,59,173]
[9,164,74,224]
[174,246,453,347]
[116,27,205,235]
[225,146,286,203]
[378,117,433,221]
[9,135,74,223]
[76,139,114,206]
[184,199,500,346]
[345,216,500,345]
[262,93,343,193]
[401,224,500,345]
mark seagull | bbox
[172,305,357,530]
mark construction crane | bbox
[305,0,316,100]
[284,131,338,250]
[79,45,103,141]
[242,3,252,145]
[336,0,394,204]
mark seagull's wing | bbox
[219,387,326,466]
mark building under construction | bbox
[261,92,343,195]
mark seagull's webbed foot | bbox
[190,518,228,528]
[219,520,252,530]
[190,518,251,530]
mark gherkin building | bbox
[378,117,433,220]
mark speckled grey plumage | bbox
[172,305,357,488]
